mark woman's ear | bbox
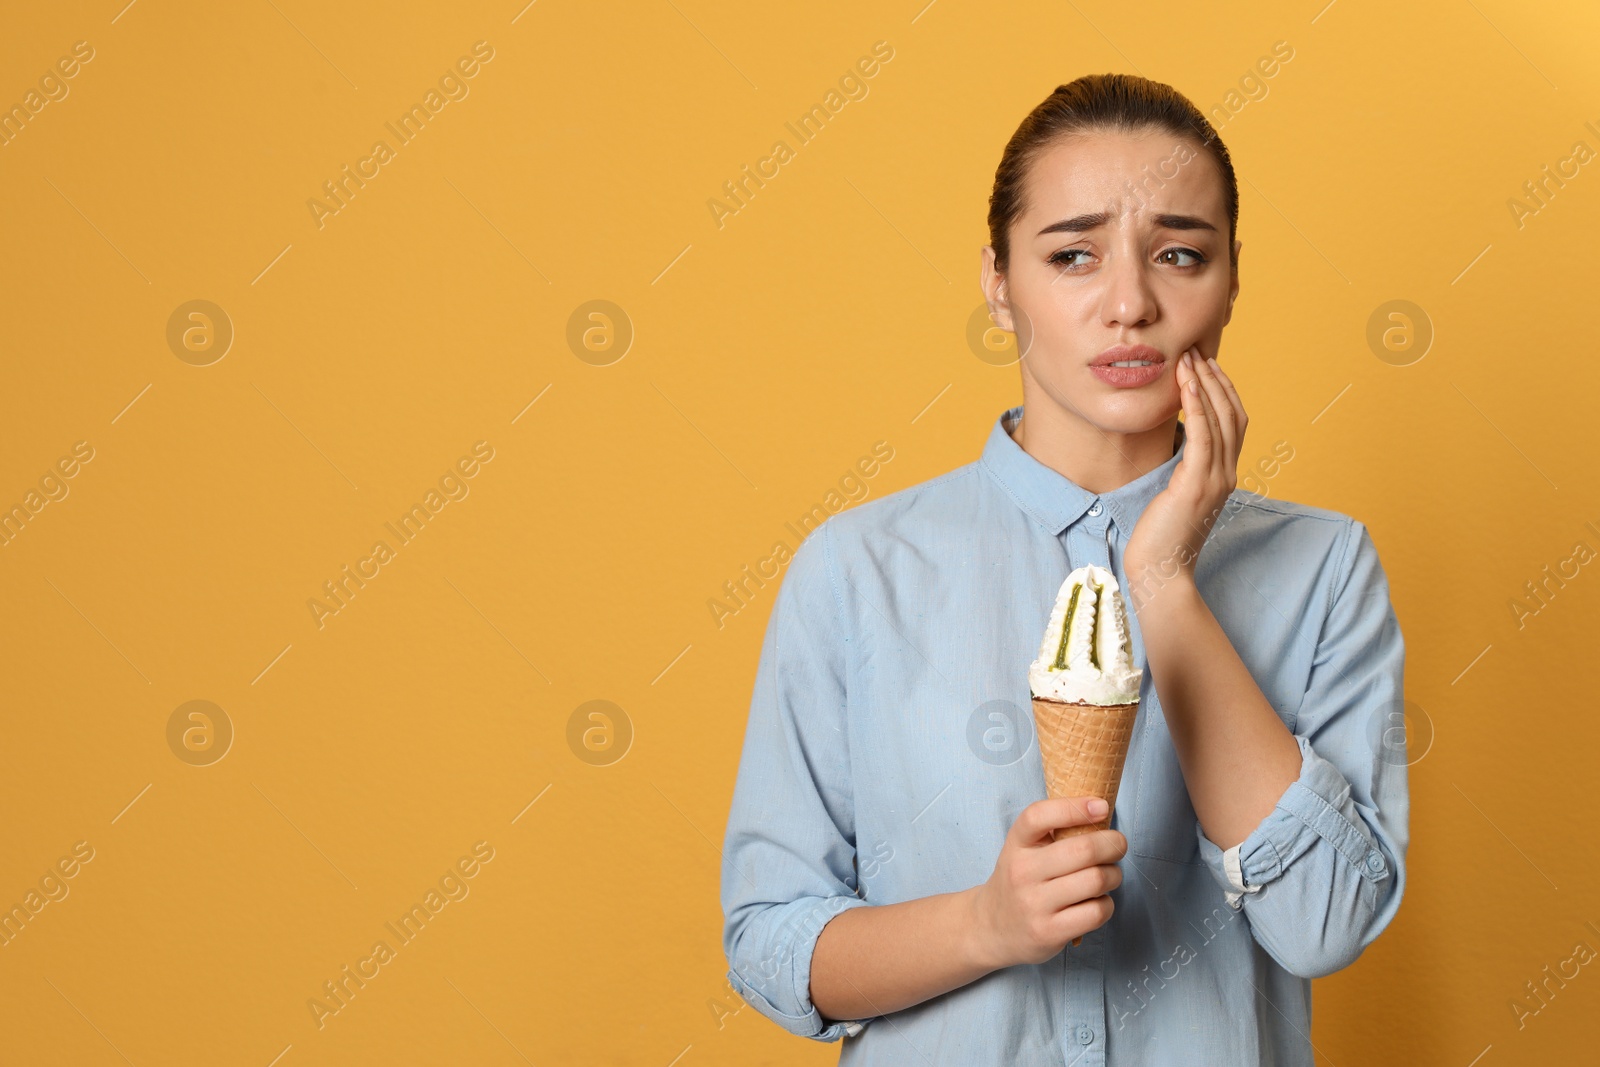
[979,245,1015,331]
[1223,239,1242,326]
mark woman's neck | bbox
[1008,403,1180,495]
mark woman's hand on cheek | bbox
[1121,345,1249,612]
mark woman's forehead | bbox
[1021,131,1226,228]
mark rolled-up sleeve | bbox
[1196,519,1410,979]
[721,523,874,1042]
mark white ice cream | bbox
[1029,564,1143,705]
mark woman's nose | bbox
[1099,249,1158,329]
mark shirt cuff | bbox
[1220,841,1260,910]
[1197,734,1392,908]
[726,895,875,1043]
[725,969,870,1042]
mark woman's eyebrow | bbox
[1151,213,1218,233]
[1036,211,1218,236]
[1037,211,1111,236]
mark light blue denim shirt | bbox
[721,405,1409,1066]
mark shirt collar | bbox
[978,404,1187,536]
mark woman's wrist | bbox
[811,885,1009,1021]
[1123,556,1199,617]
[958,884,1007,975]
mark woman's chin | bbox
[1081,392,1181,435]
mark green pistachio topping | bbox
[1052,582,1081,670]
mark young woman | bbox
[720,73,1408,1066]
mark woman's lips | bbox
[1090,346,1168,388]
[1090,362,1166,387]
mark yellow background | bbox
[2,0,1597,1063]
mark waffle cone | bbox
[1032,696,1139,843]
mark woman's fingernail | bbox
[1088,798,1109,817]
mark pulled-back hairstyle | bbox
[987,73,1238,274]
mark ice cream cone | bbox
[1031,695,1140,841]
[1027,563,1144,948]
[1033,694,1139,948]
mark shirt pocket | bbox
[1123,690,1203,865]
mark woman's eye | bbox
[1048,248,1091,268]
[1159,247,1206,267]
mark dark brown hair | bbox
[987,73,1238,274]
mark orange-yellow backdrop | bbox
[2,0,1598,1063]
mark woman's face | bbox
[983,128,1241,435]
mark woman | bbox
[720,73,1408,1066]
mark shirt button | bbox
[1077,1025,1094,1044]
[1366,851,1384,872]
[1086,501,1103,517]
